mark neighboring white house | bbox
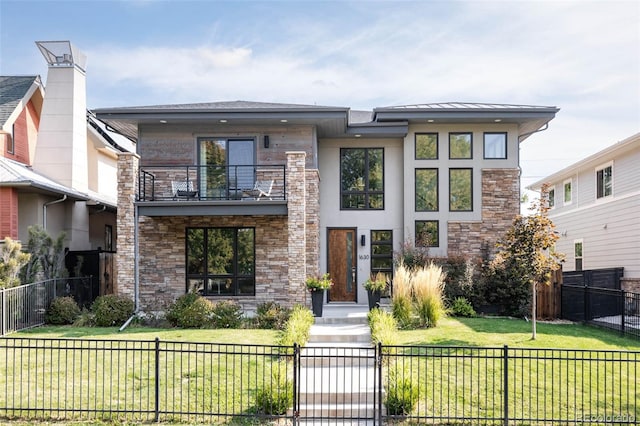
[529,132,640,293]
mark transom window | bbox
[415,133,438,159]
[596,164,612,199]
[186,227,255,296]
[340,148,384,210]
[416,220,439,247]
[483,132,507,159]
[449,132,472,159]
[449,168,473,211]
[415,168,438,211]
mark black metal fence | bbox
[562,284,640,339]
[1,338,638,425]
[0,277,93,336]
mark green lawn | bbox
[14,325,279,345]
[396,316,640,350]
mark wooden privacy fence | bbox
[536,269,562,320]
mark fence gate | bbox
[295,345,380,424]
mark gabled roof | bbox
[95,100,559,142]
[528,132,640,191]
[0,76,43,130]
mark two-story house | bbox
[95,101,558,311]
[1,41,133,296]
[529,132,640,293]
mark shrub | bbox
[166,293,214,328]
[385,363,418,416]
[211,300,243,328]
[91,294,134,327]
[255,361,293,415]
[368,308,398,346]
[394,238,430,271]
[391,264,413,329]
[45,296,80,325]
[450,297,476,317]
[73,308,94,327]
[413,263,447,327]
[255,301,291,330]
[277,305,314,347]
[476,259,530,317]
[439,255,476,303]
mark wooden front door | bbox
[327,228,357,302]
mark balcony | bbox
[136,165,287,217]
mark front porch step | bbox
[308,324,371,344]
[300,345,376,367]
[295,403,380,419]
[298,366,377,394]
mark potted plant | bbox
[364,272,388,310]
[306,273,333,317]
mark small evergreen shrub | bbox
[385,363,419,416]
[255,361,293,415]
[277,305,314,347]
[45,296,80,325]
[211,300,243,328]
[166,293,214,328]
[368,308,398,346]
[91,294,134,327]
[450,297,476,317]
[255,301,291,330]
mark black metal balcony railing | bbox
[137,165,286,202]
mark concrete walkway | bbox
[296,303,380,425]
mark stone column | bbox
[286,151,308,305]
[116,152,139,300]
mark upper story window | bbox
[483,132,507,159]
[7,124,15,154]
[449,132,472,159]
[563,179,572,205]
[415,168,438,211]
[415,133,438,159]
[449,168,473,211]
[596,163,612,199]
[186,227,255,296]
[340,148,384,210]
[548,187,555,208]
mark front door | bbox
[327,228,357,302]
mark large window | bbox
[449,168,473,211]
[416,220,439,247]
[483,132,507,159]
[198,138,255,199]
[340,148,384,210]
[186,227,255,296]
[449,132,472,159]
[596,164,612,199]
[415,169,438,211]
[415,133,438,159]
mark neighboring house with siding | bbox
[95,101,558,311]
[529,132,640,293]
[1,41,133,281]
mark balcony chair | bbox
[243,180,274,200]
[171,180,198,199]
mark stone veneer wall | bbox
[448,168,519,261]
[305,168,320,280]
[286,152,309,306]
[116,152,139,301]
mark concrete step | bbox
[296,403,379,418]
[300,345,376,367]
[298,390,378,405]
[308,324,371,344]
[314,315,368,325]
[298,365,377,392]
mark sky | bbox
[1,0,639,201]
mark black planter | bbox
[367,289,382,310]
[310,290,324,317]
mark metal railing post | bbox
[154,337,160,422]
[377,342,383,425]
[1,288,5,336]
[503,345,509,426]
[292,343,299,425]
[620,290,625,335]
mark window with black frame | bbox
[340,148,384,210]
[370,230,393,297]
[186,227,255,296]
